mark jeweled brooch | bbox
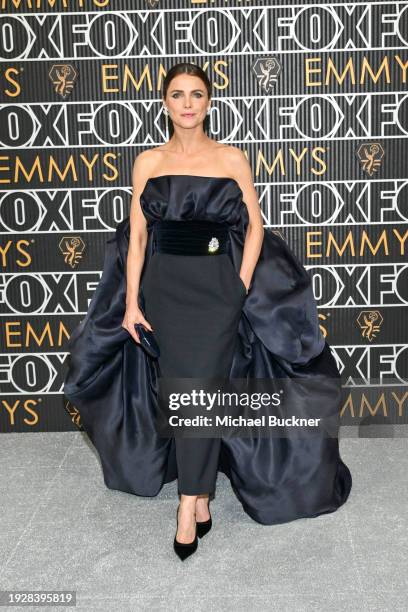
[208,237,219,253]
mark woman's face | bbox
[163,74,210,130]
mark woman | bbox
[63,62,352,561]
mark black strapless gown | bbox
[63,175,352,525]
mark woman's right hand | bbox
[122,303,154,345]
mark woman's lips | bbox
[181,113,195,117]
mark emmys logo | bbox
[357,143,384,176]
[252,57,282,93]
[318,314,329,339]
[49,64,78,99]
[271,229,287,243]
[357,310,383,341]
[65,401,84,430]
[59,237,86,268]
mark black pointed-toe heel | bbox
[173,505,198,561]
[196,511,212,538]
[196,498,212,538]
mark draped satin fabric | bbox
[63,176,352,525]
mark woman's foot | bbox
[195,494,210,522]
[176,498,197,544]
[174,503,198,561]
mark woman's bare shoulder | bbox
[216,142,247,159]
[132,146,166,178]
[214,143,251,179]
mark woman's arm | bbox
[121,152,154,344]
[230,149,265,292]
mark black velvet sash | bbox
[153,220,229,255]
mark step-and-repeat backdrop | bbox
[1,1,407,432]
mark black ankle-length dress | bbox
[63,174,352,525]
[141,219,247,496]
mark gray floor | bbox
[0,432,407,612]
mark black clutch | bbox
[134,323,160,359]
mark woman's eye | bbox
[171,93,203,98]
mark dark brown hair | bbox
[162,62,212,137]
